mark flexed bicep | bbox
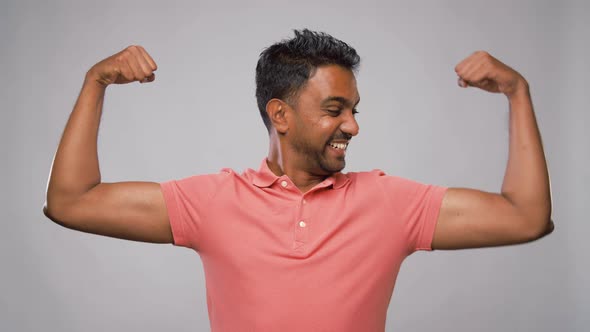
[45,181,173,243]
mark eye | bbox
[326,109,342,116]
[352,108,359,115]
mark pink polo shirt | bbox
[161,159,446,332]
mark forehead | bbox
[298,65,359,103]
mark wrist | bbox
[506,78,530,103]
[84,68,109,90]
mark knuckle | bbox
[120,49,132,57]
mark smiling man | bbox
[44,29,553,331]
[263,64,361,190]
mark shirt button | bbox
[299,221,307,228]
[281,181,288,188]
[302,199,307,204]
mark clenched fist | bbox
[455,51,528,99]
[86,45,158,87]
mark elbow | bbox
[512,198,552,242]
[43,195,73,228]
[43,199,62,225]
[43,201,59,224]
[534,218,555,240]
[533,202,554,240]
[521,214,554,242]
[44,184,99,230]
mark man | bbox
[44,29,553,331]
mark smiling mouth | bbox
[328,142,349,150]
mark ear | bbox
[266,99,289,134]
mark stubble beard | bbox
[291,137,345,175]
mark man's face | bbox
[286,64,360,175]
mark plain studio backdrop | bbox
[1,0,588,331]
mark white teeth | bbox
[329,142,348,150]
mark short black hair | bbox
[255,29,361,132]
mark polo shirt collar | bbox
[251,159,280,188]
[252,159,350,189]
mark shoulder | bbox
[345,169,385,182]
[345,169,411,186]
[345,169,443,197]
[162,168,238,191]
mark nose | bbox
[340,110,359,137]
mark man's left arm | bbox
[432,51,553,250]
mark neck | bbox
[267,131,328,193]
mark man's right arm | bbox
[44,45,173,244]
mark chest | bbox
[198,186,409,269]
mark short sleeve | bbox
[376,172,447,253]
[160,171,231,250]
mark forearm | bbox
[501,81,552,231]
[46,71,107,209]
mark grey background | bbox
[1,0,588,331]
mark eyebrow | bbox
[320,96,361,108]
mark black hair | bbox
[255,29,361,132]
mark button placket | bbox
[294,194,310,246]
